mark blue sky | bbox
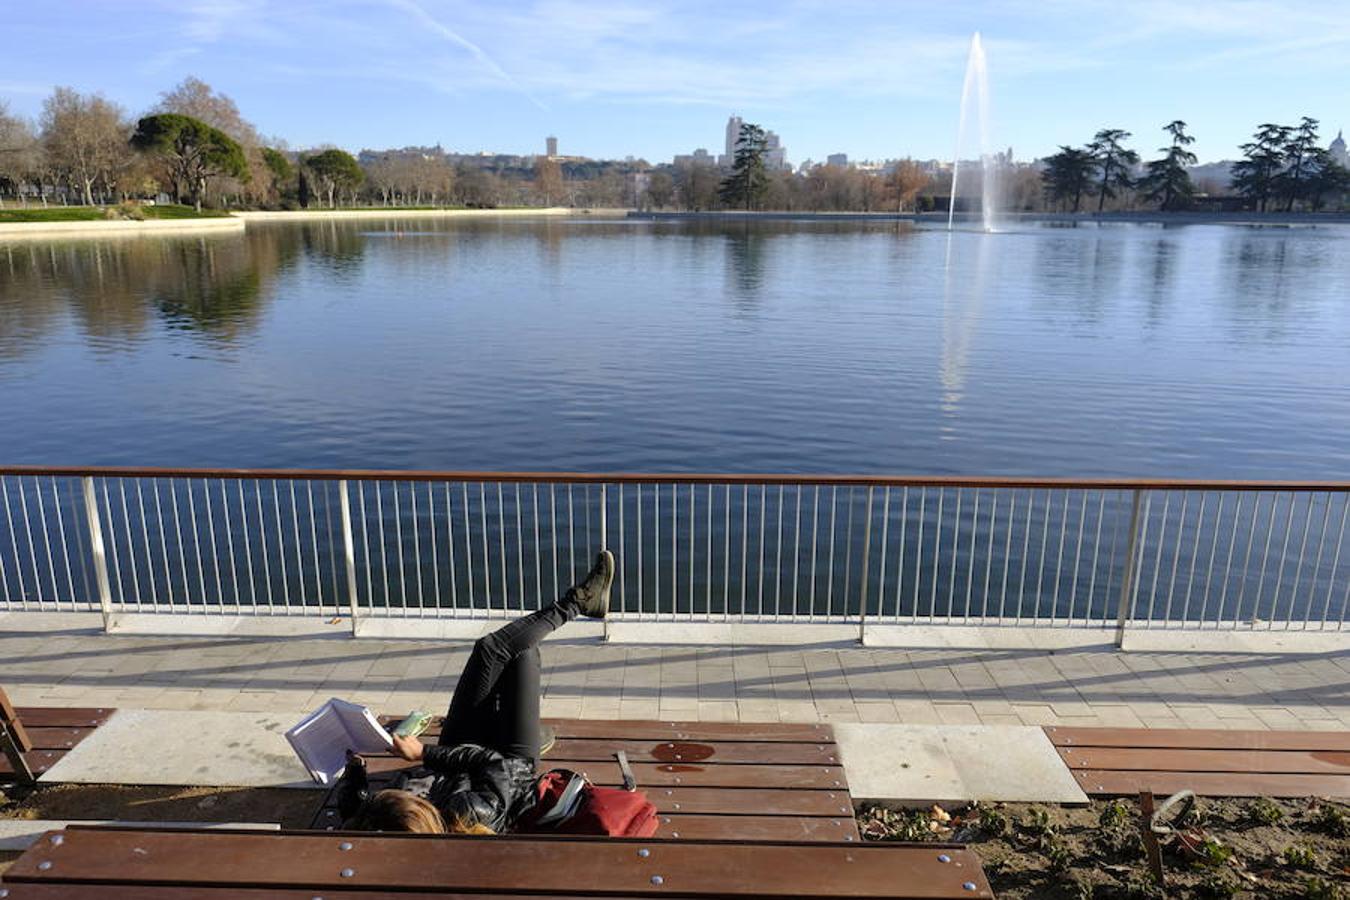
[4,1,1348,165]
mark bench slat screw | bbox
[651,875,664,885]
[340,868,355,878]
[938,854,951,863]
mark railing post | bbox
[338,480,360,635]
[80,476,114,631]
[858,487,874,644]
[1115,490,1144,648]
[600,483,609,643]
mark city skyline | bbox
[3,1,1348,165]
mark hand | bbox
[345,748,367,768]
[392,733,425,762]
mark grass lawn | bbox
[0,204,232,223]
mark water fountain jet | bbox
[947,33,998,233]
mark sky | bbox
[4,0,1349,166]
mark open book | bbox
[285,698,393,785]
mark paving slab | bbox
[0,820,280,851]
[38,710,319,789]
[833,723,1089,805]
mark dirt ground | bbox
[859,797,1349,899]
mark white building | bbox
[1331,130,1348,168]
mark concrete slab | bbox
[0,820,280,851]
[833,724,1088,805]
[39,710,320,789]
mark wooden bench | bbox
[0,825,995,899]
[0,692,114,784]
[311,716,860,843]
[1045,726,1350,798]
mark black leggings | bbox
[438,597,578,763]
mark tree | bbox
[1041,146,1098,212]
[260,147,293,202]
[676,161,719,210]
[644,170,674,209]
[1232,123,1291,212]
[1088,128,1138,212]
[154,77,271,206]
[533,157,566,206]
[0,101,40,201]
[130,113,248,211]
[304,149,364,208]
[1302,148,1350,211]
[719,122,769,211]
[887,159,927,212]
[1278,117,1319,211]
[40,87,129,206]
[1140,120,1198,211]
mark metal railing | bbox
[0,467,1346,641]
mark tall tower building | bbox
[1331,130,1348,168]
[546,136,558,158]
[722,115,744,166]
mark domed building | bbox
[1331,130,1348,167]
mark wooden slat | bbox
[543,759,848,790]
[655,814,861,843]
[0,887,659,900]
[0,747,68,777]
[1073,769,1350,798]
[4,829,993,899]
[13,707,114,728]
[21,726,96,751]
[1044,726,1350,753]
[380,716,836,744]
[544,738,840,765]
[2,686,34,751]
[1058,746,1350,775]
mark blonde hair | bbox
[344,790,497,836]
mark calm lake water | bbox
[2,217,1349,478]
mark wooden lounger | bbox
[0,692,115,783]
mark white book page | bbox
[285,699,391,784]
[332,698,394,754]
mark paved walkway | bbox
[4,628,1346,732]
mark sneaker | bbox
[568,550,615,619]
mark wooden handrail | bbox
[0,465,1346,492]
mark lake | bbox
[2,216,1348,478]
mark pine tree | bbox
[1232,123,1291,212]
[718,123,769,211]
[1088,129,1139,212]
[1140,120,1197,211]
[1041,146,1098,212]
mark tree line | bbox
[1043,119,1349,213]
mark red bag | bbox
[516,768,659,838]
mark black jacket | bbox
[338,743,536,833]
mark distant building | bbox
[718,115,745,167]
[826,153,848,168]
[674,148,716,167]
[546,136,558,158]
[764,130,788,170]
[1331,130,1348,168]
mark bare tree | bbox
[533,157,566,206]
[887,160,927,212]
[40,87,129,206]
[0,101,40,203]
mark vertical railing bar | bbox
[392,482,408,612]
[1249,491,1284,629]
[200,479,222,608]
[532,484,541,605]
[515,484,525,611]
[1016,489,1033,625]
[183,480,207,607]
[338,481,360,629]
[1113,490,1144,646]
[858,486,874,640]
[162,480,186,609]
[758,484,767,619]
[1068,491,1087,625]
[843,487,855,622]
[1182,492,1209,625]
[408,481,424,614]
[1216,493,1244,628]
[1234,491,1264,629]
[0,479,26,609]
[774,485,784,619]
[930,487,945,623]
[617,484,626,613]
[1032,490,1051,625]
[1283,491,1317,630]
[913,487,926,624]
[69,478,92,607]
[444,484,459,612]
[1145,491,1171,627]
[479,483,490,611]
[637,484,644,619]
[269,480,290,611]
[81,477,113,629]
[1198,493,1224,627]
[655,483,662,617]
[671,484,677,619]
[706,484,713,619]
[567,485,575,585]
[18,479,46,605]
[810,486,820,618]
[236,481,256,608]
[741,485,749,619]
[982,490,997,621]
[1086,492,1106,626]
[149,479,172,608]
[221,481,240,608]
[1322,494,1349,629]
[964,488,979,622]
[999,491,1015,622]
[1305,491,1334,630]
[0,484,11,607]
[427,484,440,612]
[324,483,340,617]
[1049,492,1069,625]
[894,487,909,621]
[50,477,77,609]
[31,478,60,607]
[945,488,959,623]
[374,482,390,610]
[1269,490,1300,630]
[877,487,891,627]
[465,483,477,612]
[357,482,373,614]
[585,484,594,569]
[826,486,837,621]
[1162,492,1188,625]
[549,484,559,607]
[792,486,802,618]
[253,480,273,612]
[686,484,694,620]
[497,483,507,612]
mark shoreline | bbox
[233,206,586,222]
[0,215,245,240]
[629,209,1350,226]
